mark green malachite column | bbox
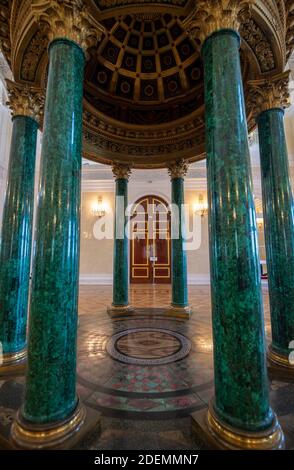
[196,28,284,449]
[108,164,133,316]
[256,95,294,372]
[167,160,191,319]
[11,37,87,448]
[0,81,43,375]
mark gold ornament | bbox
[6,79,44,124]
[31,0,105,53]
[112,162,132,180]
[248,71,290,118]
[185,0,254,43]
[167,159,189,179]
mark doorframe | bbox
[129,194,171,284]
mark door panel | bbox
[130,195,171,284]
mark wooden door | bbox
[130,195,171,284]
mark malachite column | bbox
[11,31,94,448]
[252,73,294,374]
[0,81,43,375]
[167,160,192,319]
[194,27,284,450]
[107,163,133,316]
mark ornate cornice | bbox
[112,162,132,180]
[185,0,254,44]
[248,71,290,118]
[0,0,12,64]
[6,79,44,124]
[167,159,189,179]
[31,0,105,54]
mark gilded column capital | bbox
[167,159,189,180]
[112,162,132,181]
[31,0,105,54]
[185,0,253,44]
[6,79,44,124]
[248,71,290,118]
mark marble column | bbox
[0,81,43,375]
[11,1,103,450]
[167,160,192,319]
[249,72,294,375]
[108,163,133,316]
[189,2,284,450]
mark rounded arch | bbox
[130,194,171,284]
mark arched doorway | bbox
[130,195,171,284]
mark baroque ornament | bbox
[112,162,132,180]
[248,71,290,118]
[6,79,44,123]
[167,159,189,179]
[185,0,254,43]
[31,0,105,53]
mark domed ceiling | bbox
[84,13,203,126]
[1,0,293,168]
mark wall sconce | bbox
[91,196,107,218]
[194,194,208,217]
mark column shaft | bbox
[203,30,272,431]
[23,39,84,424]
[257,108,294,361]
[0,116,38,360]
[113,178,129,307]
[171,177,188,307]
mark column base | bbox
[107,304,135,317]
[191,401,284,450]
[165,305,192,319]
[10,401,101,450]
[0,348,26,376]
[267,344,294,381]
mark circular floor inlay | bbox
[106,328,192,365]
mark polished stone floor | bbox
[0,284,293,450]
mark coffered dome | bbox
[84,13,203,125]
[1,0,293,168]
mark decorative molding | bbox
[98,0,188,7]
[6,79,44,123]
[239,13,275,73]
[79,274,112,285]
[20,30,48,82]
[112,162,132,180]
[79,273,211,285]
[31,0,105,53]
[167,159,189,179]
[185,0,253,44]
[0,0,12,64]
[248,71,290,118]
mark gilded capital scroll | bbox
[185,0,253,44]
[112,162,132,180]
[248,71,290,118]
[31,0,104,53]
[167,159,189,179]
[6,79,44,124]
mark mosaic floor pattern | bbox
[0,285,293,450]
